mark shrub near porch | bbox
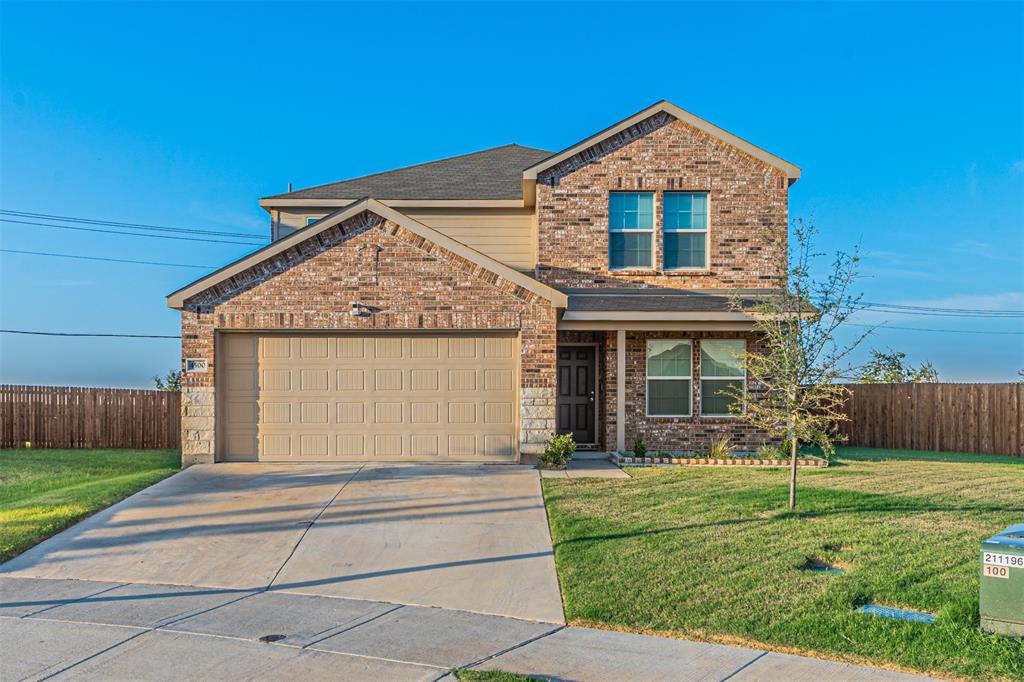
[542,448,1024,681]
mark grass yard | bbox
[0,449,181,562]
[543,447,1024,681]
[454,671,537,681]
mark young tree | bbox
[153,370,182,392]
[858,349,939,383]
[726,219,870,511]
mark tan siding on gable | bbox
[273,206,534,270]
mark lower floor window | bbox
[700,340,746,416]
[646,340,692,416]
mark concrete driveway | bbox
[0,463,936,681]
[0,463,564,623]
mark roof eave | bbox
[258,198,526,209]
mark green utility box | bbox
[981,523,1024,637]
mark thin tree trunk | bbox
[789,434,799,511]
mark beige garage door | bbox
[219,333,518,462]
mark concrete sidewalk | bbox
[1,576,935,681]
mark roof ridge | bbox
[263,143,552,200]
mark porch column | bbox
[616,329,625,452]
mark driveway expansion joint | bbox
[265,464,365,590]
[463,624,567,671]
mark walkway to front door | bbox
[556,346,597,444]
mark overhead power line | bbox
[862,301,1024,314]
[0,329,180,339]
[1,218,266,246]
[0,249,215,269]
[849,324,1024,336]
[858,302,1024,319]
[0,209,268,240]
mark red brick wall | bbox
[535,113,789,289]
[179,212,557,464]
[620,331,774,453]
[556,329,776,453]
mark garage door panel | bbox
[337,369,364,391]
[374,434,403,457]
[300,402,329,424]
[337,402,365,423]
[374,402,403,424]
[411,434,439,457]
[411,402,438,423]
[449,370,476,391]
[220,333,517,462]
[338,434,364,457]
[448,434,476,457]
[336,337,365,358]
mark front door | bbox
[556,347,596,444]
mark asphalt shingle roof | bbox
[561,287,787,313]
[264,144,553,201]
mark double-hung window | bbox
[608,192,653,269]
[700,340,745,416]
[663,192,708,269]
[646,340,691,416]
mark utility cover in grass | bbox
[856,604,936,624]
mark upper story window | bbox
[608,192,653,269]
[700,340,745,416]
[664,192,708,269]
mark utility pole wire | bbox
[1,218,267,246]
[0,249,216,269]
[0,330,181,339]
[0,208,268,240]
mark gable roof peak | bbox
[523,99,801,184]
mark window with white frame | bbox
[608,192,654,269]
[700,340,745,416]
[646,339,691,416]
[663,192,708,269]
[306,217,319,226]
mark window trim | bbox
[645,339,692,418]
[608,191,656,271]
[699,339,746,417]
[663,191,710,271]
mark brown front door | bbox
[556,347,596,444]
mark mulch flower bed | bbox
[611,453,828,468]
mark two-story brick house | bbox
[167,101,799,464]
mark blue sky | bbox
[1,1,1022,387]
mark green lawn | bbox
[0,449,181,562]
[542,447,1024,681]
[454,671,538,681]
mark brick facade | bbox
[535,114,789,290]
[177,109,792,463]
[179,211,557,465]
[556,330,775,453]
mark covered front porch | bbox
[554,288,776,454]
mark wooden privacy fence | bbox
[835,383,1023,457]
[0,385,181,449]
